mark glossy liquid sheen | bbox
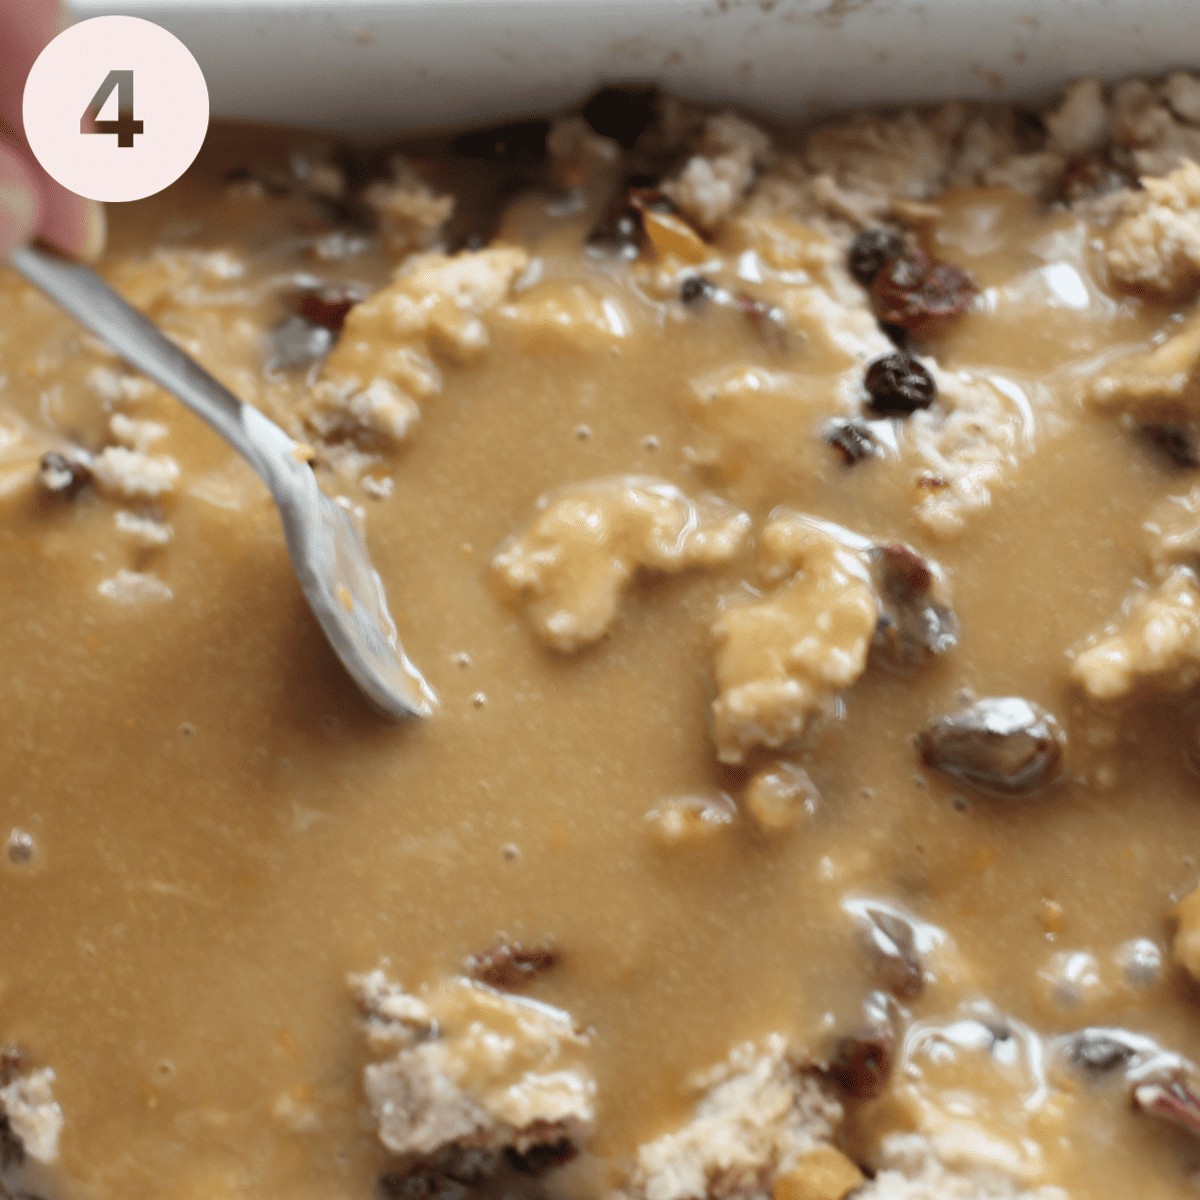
[2,120,1200,1199]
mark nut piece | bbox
[773,1146,864,1200]
[917,697,1067,798]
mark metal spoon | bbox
[11,242,436,720]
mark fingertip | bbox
[0,145,40,258]
[36,184,105,262]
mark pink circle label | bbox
[23,16,209,204]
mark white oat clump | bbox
[710,514,877,765]
[493,476,750,653]
[1110,76,1200,178]
[1085,298,1200,416]
[311,247,527,442]
[1072,486,1200,699]
[91,446,180,498]
[1044,77,1110,159]
[350,969,594,1160]
[665,113,773,231]
[1071,565,1200,700]
[1,1067,64,1165]
[624,1034,843,1200]
[859,1133,1067,1200]
[906,366,1032,539]
[362,156,455,255]
[1105,158,1200,299]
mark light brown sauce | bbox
[2,120,1200,1199]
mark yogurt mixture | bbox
[5,73,1200,1200]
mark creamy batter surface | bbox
[4,74,1200,1200]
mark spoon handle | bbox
[10,243,292,489]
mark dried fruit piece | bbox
[870,249,977,336]
[861,906,924,1000]
[737,292,789,353]
[864,353,937,416]
[824,420,878,466]
[451,119,550,163]
[505,1136,578,1176]
[465,939,560,990]
[847,228,905,288]
[1133,1075,1200,1139]
[869,543,958,669]
[1140,421,1200,469]
[586,203,642,260]
[1064,1030,1137,1073]
[641,208,709,264]
[679,275,717,305]
[825,1030,894,1100]
[37,450,92,498]
[289,285,361,332]
[917,696,1067,798]
[581,85,658,150]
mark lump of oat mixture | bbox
[310,247,529,442]
[1071,486,1200,699]
[351,970,594,1164]
[492,476,750,653]
[0,1054,63,1168]
[710,515,877,764]
[622,1034,844,1200]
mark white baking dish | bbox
[67,0,1198,134]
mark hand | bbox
[0,0,102,259]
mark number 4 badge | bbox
[81,71,144,148]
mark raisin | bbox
[451,119,550,163]
[870,544,958,668]
[918,697,1067,799]
[505,1139,578,1177]
[290,286,360,332]
[586,205,642,259]
[826,1032,894,1100]
[870,249,977,335]
[1133,1075,1200,1139]
[680,275,717,305]
[861,906,923,1000]
[876,543,934,597]
[863,353,937,416]
[37,451,92,497]
[378,1169,468,1200]
[466,939,559,990]
[736,293,789,353]
[848,229,905,288]
[626,186,676,216]
[825,420,877,465]
[1140,422,1200,469]
[582,86,658,150]
[1066,1030,1136,1074]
